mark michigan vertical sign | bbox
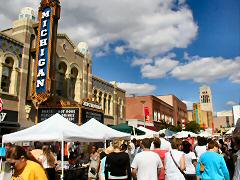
[36,7,51,94]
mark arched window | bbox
[69,67,78,99]
[93,89,97,101]
[1,57,14,93]
[56,62,67,96]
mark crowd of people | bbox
[0,132,240,180]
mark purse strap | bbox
[170,151,186,177]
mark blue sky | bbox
[92,0,240,112]
[0,0,239,112]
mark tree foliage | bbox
[185,121,201,133]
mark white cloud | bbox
[226,101,238,106]
[0,0,198,57]
[132,55,179,78]
[116,82,156,96]
[182,100,194,110]
[171,56,240,83]
[114,46,125,55]
[132,58,153,66]
[141,57,179,78]
[95,51,107,57]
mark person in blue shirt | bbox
[196,140,230,180]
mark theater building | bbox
[0,7,125,139]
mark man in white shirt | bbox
[159,133,172,151]
[131,138,163,180]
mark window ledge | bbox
[0,92,19,101]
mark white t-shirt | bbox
[165,149,185,180]
[160,138,172,151]
[195,145,207,159]
[233,150,240,180]
[184,152,196,174]
[131,151,163,180]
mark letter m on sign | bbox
[42,10,50,18]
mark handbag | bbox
[170,151,197,180]
[90,167,97,175]
[200,162,205,172]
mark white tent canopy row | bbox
[2,113,131,144]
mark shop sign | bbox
[0,110,18,123]
[81,108,103,124]
[38,108,79,124]
[0,112,7,123]
[82,101,102,110]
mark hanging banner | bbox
[144,107,150,123]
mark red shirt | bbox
[152,149,168,180]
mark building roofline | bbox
[57,33,85,57]
[0,32,24,46]
[1,28,13,33]
[126,95,174,109]
[92,76,126,93]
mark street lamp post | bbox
[140,100,146,127]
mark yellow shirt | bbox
[12,160,48,180]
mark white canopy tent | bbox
[225,127,235,135]
[78,118,131,141]
[175,131,198,138]
[1,113,102,179]
[198,131,212,137]
[137,126,159,138]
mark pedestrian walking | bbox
[196,140,230,180]
[104,139,131,180]
[165,139,186,180]
[131,138,163,180]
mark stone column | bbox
[74,76,81,102]
[101,93,104,111]
[82,59,87,98]
[105,95,109,115]
[9,68,18,95]
[65,72,71,98]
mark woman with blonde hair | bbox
[105,139,131,180]
[38,145,56,180]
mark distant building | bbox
[217,110,233,117]
[126,95,174,129]
[213,110,234,132]
[187,110,194,122]
[233,105,240,125]
[158,95,187,128]
[200,85,213,112]
[193,103,213,129]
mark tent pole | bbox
[61,140,64,180]
[104,139,106,149]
